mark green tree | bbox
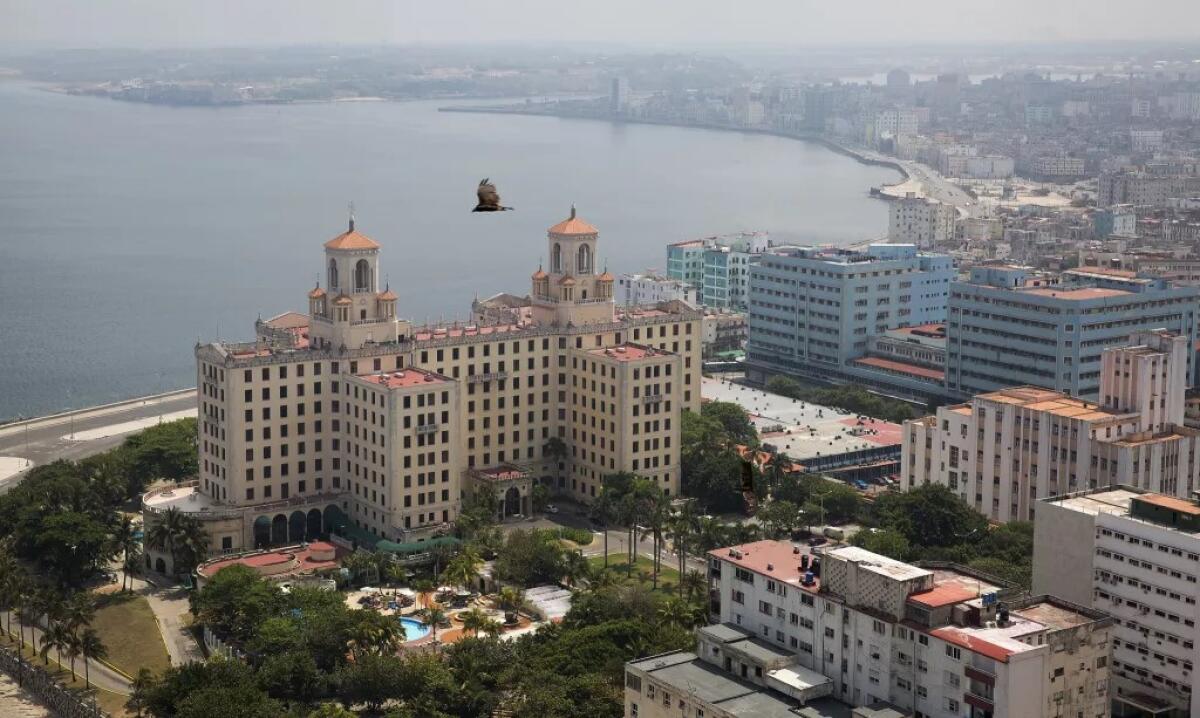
[121,417,198,493]
[756,499,802,537]
[494,529,566,587]
[257,650,326,706]
[700,401,759,448]
[333,654,407,711]
[851,528,911,560]
[871,484,988,549]
[191,564,282,643]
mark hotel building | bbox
[149,209,702,570]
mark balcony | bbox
[964,665,995,685]
[964,691,994,712]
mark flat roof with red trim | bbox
[853,357,945,382]
[357,368,449,389]
[708,540,819,592]
[589,343,671,362]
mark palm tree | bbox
[656,598,694,630]
[561,550,591,589]
[127,668,157,717]
[341,551,377,586]
[62,593,95,636]
[542,437,568,467]
[415,604,449,640]
[38,622,70,670]
[0,547,21,636]
[429,544,455,579]
[30,590,62,665]
[113,516,140,591]
[77,627,106,689]
[679,570,707,602]
[147,507,209,576]
[63,630,81,682]
[347,612,403,657]
[497,586,528,624]
[442,552,482,593]
[412,578,436,607]
[589,494,616,569]
[645,493,670,590]
[459,607,494,637]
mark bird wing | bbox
[477,182,500,206]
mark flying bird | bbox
[473,178,512,212]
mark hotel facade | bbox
[148,210,702,570]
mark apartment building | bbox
[666,232,769,309]
[945,265,1199,401]
[616,272,699,307]
[165,209,702,568]
[705,540,1113,718]
[1099,171,1200,209]
[905,330,1200,522]
[889,193,957,248]
[1034,488,1200,717]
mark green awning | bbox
[374,535,462,555]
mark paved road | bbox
[0,611,131,695]
[0,390,197,493]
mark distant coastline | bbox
[438,103,914,196]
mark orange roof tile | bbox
[559,275,576,286]
[598,271,614,281]
[531,268,548,280]
[324,229,381,251]
[308,286,326,298]
[334,293,352,305]
[378,289,398,301]
[548,207,598,236]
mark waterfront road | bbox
[0,390,197,492]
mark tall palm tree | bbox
[77,627,106,689]
[589,494,615,569]
[39,622,70,670]
[62,593,96,636]
[415,604,449,640]
[30,590,62,665]
[63,630,82,682]
[656,598,696,630]
[429,544,454,579]
[0,549,21,636]
[412,578,436,607]
[346,612,403,657]
[113,516,140,592]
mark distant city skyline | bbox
[3,0,1200,51]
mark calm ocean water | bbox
[0,82,897,420]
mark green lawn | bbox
[587,553,682,594]
[90,593,171,679]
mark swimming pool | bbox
[399,617,431,642]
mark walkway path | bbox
[124,573,204,667]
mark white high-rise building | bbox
[1034,487,1200,717]
[615,272,698,307]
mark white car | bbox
[545,504,559,514]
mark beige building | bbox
[904,330,1200,522]
[165,209,702,564]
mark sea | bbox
[0,81,898,420]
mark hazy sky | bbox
[3,0,1199,50]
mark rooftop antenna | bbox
[569,203,576,220]
[348,201,356,232]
